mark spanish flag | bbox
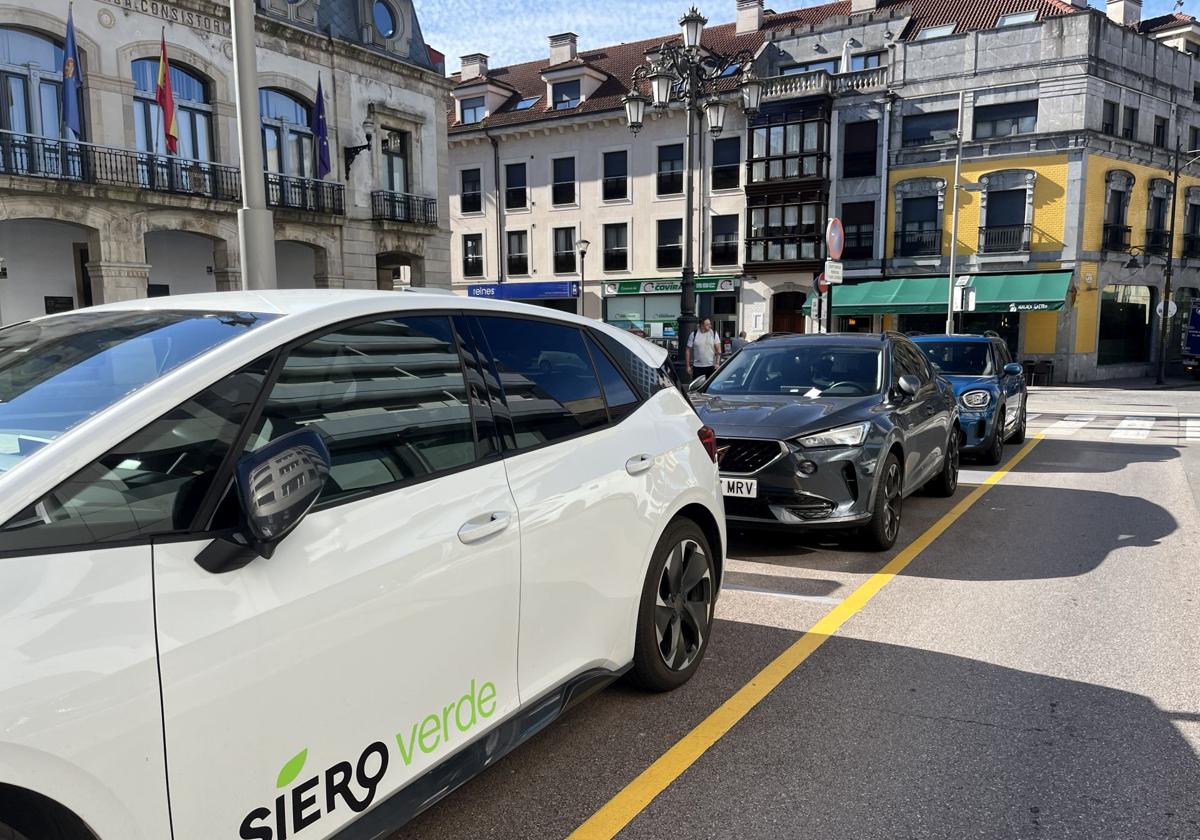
[155,31,178,155]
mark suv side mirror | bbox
[689,375,708,392]
[1004,362,1024,377]
[897,375,921,398]
[195,429,331,573]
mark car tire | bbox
[926,427,960,498]
[861,453,903,551]
[980,409,1005,466]
[627,518,716,692]
[1009,402,1027,444]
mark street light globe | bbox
[623,90,649,133]
[703,96,728,136]
[577,239,590,256]
[649,66,675,108]
[680,6,707,50]
[739,72,763,115]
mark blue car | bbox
[911,334,1027,465]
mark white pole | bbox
[231,0,276,289]
[945,89,964,335]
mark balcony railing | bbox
[842,229,874,260]
[1102,224,1131,251]
[1184,234,1200,259]
[266,173,344,214]
[761,66,888,102]
[371,190,438,225]
[979,223,1032,254]
[895,228,942,257]
[1144,228,1171,256]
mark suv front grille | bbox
[716,438,784,474]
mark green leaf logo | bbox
[276,749,308,789]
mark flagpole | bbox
[231,0,277,289]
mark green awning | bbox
[805,272,1072,316]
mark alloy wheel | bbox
[882,461,903,543]
[654,538,712,672]
[947,430,960,491]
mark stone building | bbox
[0,0,450,325]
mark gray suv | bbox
[690,332,960,550]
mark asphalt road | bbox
[392,384,1200,840]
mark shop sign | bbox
[1008,302,1054,312]
[468,281,579,300]
[603,277,739,296]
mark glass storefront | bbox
[602,278,741,364]
[1169,286,1199,364]
[1098,284,1153,366]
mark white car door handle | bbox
[457,511,511,545]
[625,454,654,475]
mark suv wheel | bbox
[628,519,715,692]
[926,427,960,498]
[861,453,903,551]
[980,408,1005,466]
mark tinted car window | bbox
[0,310,274,475]
[477,317,607,449]
[592,330,673,399]
[245,316,476,503]
[994,340,1013,366]
[0,359,271,552]
[916,341,994,376]
[891,342,923,382]
[707,344,882,396]
[586,334,639,420]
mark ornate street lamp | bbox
[623,7,760,377]
[577,238,590,317]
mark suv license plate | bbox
[721,477,757,498]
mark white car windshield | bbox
[705,344,883,397]
[0,310,274,474]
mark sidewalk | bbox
[1033,375,1200,392]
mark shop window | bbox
[1098,284,1153,366]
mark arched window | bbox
[0,26,77,139]
[373,0,397,39]
[259,88,313,177]
[132,58,212,160]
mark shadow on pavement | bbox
[1013,438,1179,474]
[721,571,841,598]
[629,634,1200,840]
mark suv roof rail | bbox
[904,330,925,337]
[983,330,1002,338]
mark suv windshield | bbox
[916,341,994,376]
[705,343,882,397]
[0,310,274,474]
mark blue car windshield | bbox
[0,310,275,474]
[917,341,994,376]
[705,345,882,396]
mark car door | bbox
[892,341,945,489]
[471,314,668,702]
[151,313,522,840]
[993,340,1024,432]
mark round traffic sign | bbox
[825,218,845,261]
[1157,300,1178,319]
[815,273,829,295]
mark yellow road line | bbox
[567,435,1044,840]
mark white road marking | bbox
[1041,415,1095,436]
[720,584,844,605]
[1025,413,1041,423]
[1110,417,1156,440]
[958,469,995,484]
[1187,419,1200,441]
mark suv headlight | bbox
[961,389,992,410]
[796,422,870,448]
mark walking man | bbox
[686,318,721,381]
[730,330,749,352]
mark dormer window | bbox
[373,1,397,38]
[997,11,1037,26]
[461,96,485,124]
[552,81,581,110]
[916,24,957,40]
[515,96,540,111]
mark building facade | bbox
[0,0,451,326]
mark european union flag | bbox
[61,5,83,138]
[313,75,331,179]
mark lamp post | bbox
[1127,139,1200,384]
[623,6,761,370]
[577,238,590,318]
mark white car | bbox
[0,290,724,840]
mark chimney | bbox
[851,0,877,13]
[736,0,763,34]
[460,53,488,81]
[549,32,578,65]
[1106,0,1142,26]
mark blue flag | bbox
[61,5,83,138]
[313,75,331,179]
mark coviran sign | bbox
[99,0,232,37]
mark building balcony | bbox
[371,190,438,225]
[895,229,942,258]
[1102,224,1131,252]
[979,224,1032,254]
[1183,234,1200,259]
[1144,228,1171,257]
[760,66,887,103]
[841,230,875,260]
[0,129,346,216]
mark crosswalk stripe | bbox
[1187,419,1200,441]
[1110,417,1155,440]
[1025,413,1041,423]
[1042,415,1094,436]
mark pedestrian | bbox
[687,318,721,381]
[730,330,749,352]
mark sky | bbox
[418,0,1187,71]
